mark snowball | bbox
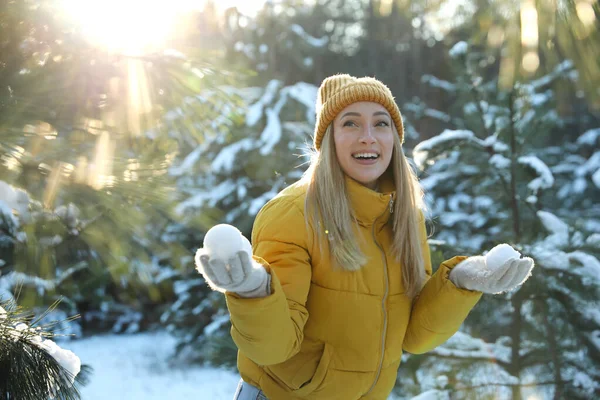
[203,224,251,260]
[485,244,521,269]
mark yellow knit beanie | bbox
[313,74,404,150]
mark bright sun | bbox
[60,0,270,54]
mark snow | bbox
[410,390,449,400]
[212,138,254,173]
[37,339,81,383]
[485,244,521,269]
[2,307,82,387]
[246,80,281,127]
[537,211,568,237]
[530,60,574,89]
[202,224,250,260]
[575,151,600,177]
[260,107,282,155]
[284,82,318,123]
[175,181,237,214]
[170,145,206,177]
[421,75,456,92]
[576,128,600,146]
[248,190,278,216]
[413,129,475,168]
[566,251,600,286]
[593,169,600,188]
[536,210,569,248]
[490,154,510,169]
[424,108,451,122]
[518,156,554,192]
[0,180,30,222]
[204,314,231,336]
[289,24,328,48]
[586,233,600,247]
[449,41,468,58]
[60,331,240,400]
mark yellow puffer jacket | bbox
[225,175,482,400]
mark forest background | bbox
[1,0,599,398]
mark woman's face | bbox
[332,101,394,190]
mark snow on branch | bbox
[169,144,207,177]
[246,80,282,127]
[577,127,600,147]
[427,331,511,366]
[575,151,600,178]
[449,41,468,58]
[211,138,254,173]
[537,210,568,235]
[289,24,328,48]
[285,82,318,124]
[530,60,575,90]
[413,130,476,168]
[518,156,554,193]
[421,75,456,92]
[0,262,88,303]
[257,82,317,155]
[175,180,237,214]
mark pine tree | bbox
[0,298,92,399]
[0,1,231,334]
[162,79,317,367]
[396,40,600,399]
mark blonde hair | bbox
[302,124,426,298]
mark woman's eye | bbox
[376,121,390,127]
[343,121,357,127]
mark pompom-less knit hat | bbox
[313,74,404,150]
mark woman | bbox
[195,74,534,400]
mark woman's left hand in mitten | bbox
[448,244,534,294]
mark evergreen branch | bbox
[0,299,82,399]
[453,379,570,391]
[466,79,515,213]
[417,349,511,370]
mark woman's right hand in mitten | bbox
[194,224,271,298]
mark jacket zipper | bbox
[364,196,393,396]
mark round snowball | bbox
[485,244,521,270]
[203,224,244,260]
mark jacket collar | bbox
[345,169,396,226]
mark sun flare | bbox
[60,0,272,54]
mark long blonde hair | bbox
[302,124,427,298]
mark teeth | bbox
[353,153,379,159]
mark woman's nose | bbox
[359,126,376,144]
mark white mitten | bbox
[195,224,271,298]
[449,244,534,294]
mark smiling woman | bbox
[58,0,272,54]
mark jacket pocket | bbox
[264,339,333,397]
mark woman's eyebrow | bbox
[373,111,391,118]
[340,111,391,119]
[340,111,361,119]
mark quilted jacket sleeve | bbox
[402,213,482,354]
[224,195,312,366]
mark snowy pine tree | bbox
[162,80,317,366]
[0,1,231,334]
[396,41,600,399]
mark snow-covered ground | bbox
[62,331,240,400]
[61,331,409,400]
